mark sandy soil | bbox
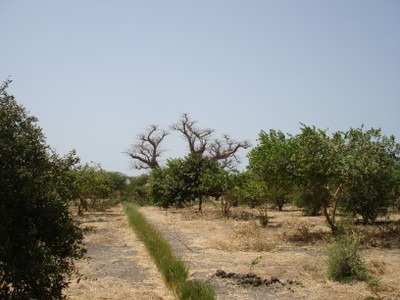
[66,205,174,300]
[67,204,400,300]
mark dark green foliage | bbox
[393,165,400,212]
[71,163,115,214]
[326,235,367,282]
[122,174,151,205]
[149,158,186,208]
[249,124,400,232]
[201,169,240,217]
[247,130,294,210]
[232,172,267,208]
[105,171,131,194]
[290,125,342,231]
[149,153,222,210]
[339,128,400,224]
[292,189,321,216]
[0,80,85,299]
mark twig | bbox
[392,289,400,300]
[169,232,194,252]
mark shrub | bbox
[0,80,85,298]
[180,280,216,300]
[326,235,367,282]
[292,190,321,216]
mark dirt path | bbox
[66,205,174,300]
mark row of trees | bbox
[248,125,400,231]
[69,164,130,214]
[130,120,400,233]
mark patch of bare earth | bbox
[66,205,174,300]
[139,206,400,300]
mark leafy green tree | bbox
[149,153,222,210]
[149,158,186,208]
[106,171,130,194]
[180,153,224,211]
[232,172,267,209]
[250,124,400,232]
[123,174,151,205]
[200,168,239,216]
[291,188,322,216]
[392,164,400,212]
[0,80,85,299]
[72,163,115,214]
[248,129,295,211]
[290,125,344,231]
[339,127,400,224]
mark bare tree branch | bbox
[209,134,251,168]
[125,125,169,170]
[171,113,214,155]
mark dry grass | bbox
[341,220,400,248]
[66,204,400,300]
[139,205,400,300]
[221,220,280,251]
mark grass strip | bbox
[123,203,216,300]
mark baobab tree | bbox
[127,113,250,170]
[171,113,214,155]
[209,134,251,168]
[172,113,250,168]
[126,125,168,170]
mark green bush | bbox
[0,80,85,298]
[292,189,321,216]
[326,235,367,282]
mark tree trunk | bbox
[329,183,345,224]
[198,193,203,213]
[320,203,337,233]
[314,191,337,233]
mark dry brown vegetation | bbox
[140,204,400,300]
[67,204,400,300]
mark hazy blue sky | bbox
[1,0,399,175]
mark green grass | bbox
[123,203,216,300]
